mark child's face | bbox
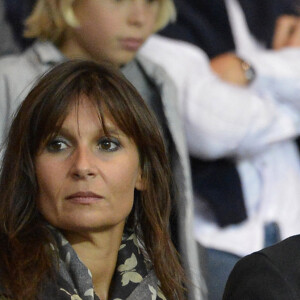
[62,0,160,67]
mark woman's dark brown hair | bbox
[0,60,186,300]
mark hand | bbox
[210,53,248,86]
[273,15,300,50]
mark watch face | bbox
[240,59,256,83]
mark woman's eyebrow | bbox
[103,124,126,137]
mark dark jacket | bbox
[223,235,300,299]
[160,0,297,58]
[0,0,20,55]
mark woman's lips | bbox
[65,191,103,204]
[120,38,143,51]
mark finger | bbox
[287,19,300,48]
[273,15,298,50]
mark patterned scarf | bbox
[38,228,166,300]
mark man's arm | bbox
[140,35,300,159]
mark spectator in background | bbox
[160,0,298,58]
[156,0,300,299]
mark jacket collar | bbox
[31,40,66,66]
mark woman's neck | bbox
[63,226,124,300]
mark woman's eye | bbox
[98,137,120,152]
[46,139,69,152]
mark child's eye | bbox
[46,138,69,152]
[98,137,121,152]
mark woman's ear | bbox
[135,169,147,191]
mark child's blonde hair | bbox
[24,0,176,44]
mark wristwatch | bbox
[239,58,256,84]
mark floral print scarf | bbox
[0,228,166,300]
[42,228,166,300]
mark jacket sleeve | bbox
[140,35,300,159]
[223,252,297,300]
[241,47,300,109]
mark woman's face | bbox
[35,96,144,233]
[62,0,160,67]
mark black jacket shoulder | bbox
[223,235,300,300]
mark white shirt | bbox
[140,0,300,256]
[198,0,300,256]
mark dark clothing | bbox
[160,0,297,58]
[202,222,281,300]
[190,157,246,227]
[122,60,178,248]
[0,0,20,55]
[3,0,36,49]
[223,235,300,300]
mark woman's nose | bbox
[70,147,97,180]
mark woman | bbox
[0,2,203,299]
[0,60,186,300]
